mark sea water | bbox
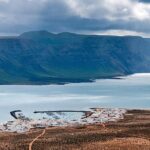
[0,73,150,122]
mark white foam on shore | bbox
[0,108,126,133]
[130,73,150,77]
[120,73,150,79]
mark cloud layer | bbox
[0,0,150,36]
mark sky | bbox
[0,0,150,37]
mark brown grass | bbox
[0,109,149,150]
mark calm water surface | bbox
[0,73,150,122]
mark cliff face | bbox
[0,31,150,84]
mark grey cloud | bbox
[0,0,150,35]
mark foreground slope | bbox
[0,31,150,84]
[0,109,149,150]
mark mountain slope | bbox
[0,31,150,84]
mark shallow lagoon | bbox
[0,73,150,122]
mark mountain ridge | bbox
[0,31,149,84]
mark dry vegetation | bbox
[0,109,150,150]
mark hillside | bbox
[0,31,150,84]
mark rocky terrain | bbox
[0,108,126,133]
[0,109,149,150]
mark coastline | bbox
[0,109,149,150]
[0,108,127,133]
[0,73,149,86]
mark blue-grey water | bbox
[0,73,150,122]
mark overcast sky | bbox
[0,0,150,36]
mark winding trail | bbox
[29,129,46,150]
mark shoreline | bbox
[0,73,149,86]
[0,108,127,133]
[0,109,149,150]
[1,108,150,133]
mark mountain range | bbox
[0,30,150,84]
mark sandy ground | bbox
[0,109,149,150]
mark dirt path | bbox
[29,129,46,150]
